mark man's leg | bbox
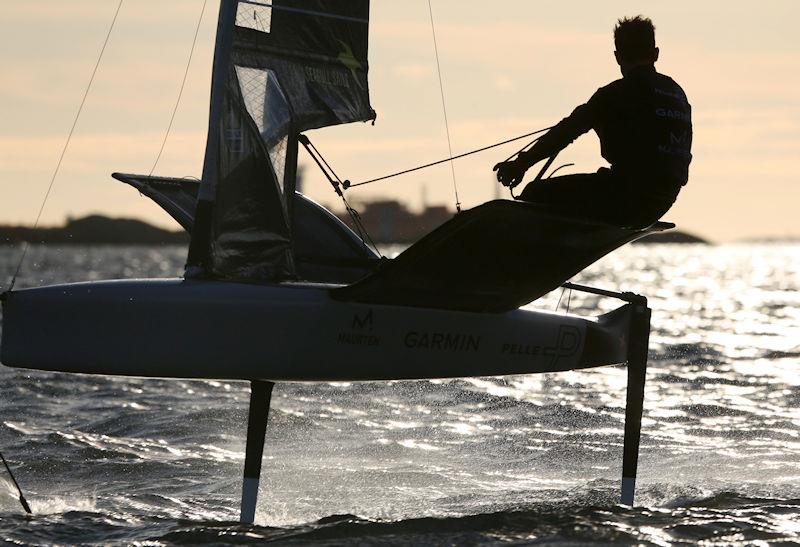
[519,169,680,227]
[518,172,604,204]
[518,170,621,222]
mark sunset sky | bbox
[1,1,798,242]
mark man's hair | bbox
[614,16,656,62]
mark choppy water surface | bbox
[1,243,799,545]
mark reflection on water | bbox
[1,243,799,544]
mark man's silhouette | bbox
[494,16,692,227]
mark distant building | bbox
[417,205,451,234]
[335,200,453,243]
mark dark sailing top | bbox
[525,65,692,199]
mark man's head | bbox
[614,16,659,74]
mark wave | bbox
[3,489,793,546]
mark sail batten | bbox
[189,0,373,282]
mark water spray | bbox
[0,450,32,514]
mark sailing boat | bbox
[0,0,669,523]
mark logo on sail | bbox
[337,40,365,89]
[304,40,365,90]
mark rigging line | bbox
[565,287,572,315]
[547,162,575,179]
[426,0,460,212]
[555,286,566,311]
[348,127,551,188]
[346,202,381,255]
[149,0,207,176]
[305,137,344,185]
[7,0,124,292]
[297,135,381,254]
[339,193,380,256]
[298,135,343,193]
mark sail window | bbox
[235,1,271,33]
[235,66,291,194]
[225,127,243,154]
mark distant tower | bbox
[421,183,428,210]
[493,173,501,200]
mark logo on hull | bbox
[337,309,380,347]
[501,325,582,367]
[403,331,481,352]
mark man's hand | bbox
[493,159,527,188]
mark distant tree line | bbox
[0,208,708,246]
[0,215,188,245]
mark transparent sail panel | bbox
[235,66,290,194]
[269,135,288,194]
[235,1,272,33]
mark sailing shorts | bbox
[518,167,679,227]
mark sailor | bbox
[494,16,692,227]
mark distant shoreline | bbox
[0,215,188,246]
[634,231,709,244]
[2,213,775,247]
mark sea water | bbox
[1,243,799,545]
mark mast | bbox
[186,0,238,276]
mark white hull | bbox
[1,279,631,381]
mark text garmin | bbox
[655,107,690,123]
[403,331,481,352]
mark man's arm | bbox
[495,91,602,188]
[520,102,596,166]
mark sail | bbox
[233,0,375,131]
[189,0,374,281]
[112,173,200,232]
[112,172,379,283]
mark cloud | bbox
[3,0,799,241]
[0,131,205,176]
[1,1,210,24]
[494,76,516,92]
[392,64,433,80]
